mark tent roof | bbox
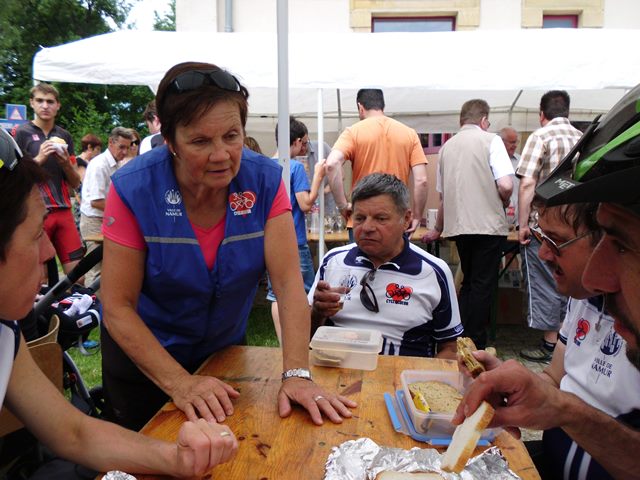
[33,29,640,132]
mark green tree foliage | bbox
[0,0,155,144]
[154,0,176,31]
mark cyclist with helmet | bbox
[453,84,640,480]
[0,128,237,478]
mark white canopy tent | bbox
[33,28,640,137]
[33,28,640,255]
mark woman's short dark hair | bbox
[155,62,249,145]
[80,133,102,152]
[0,157,48,262]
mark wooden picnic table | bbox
[129,346,539,479]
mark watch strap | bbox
[281,368,312,382]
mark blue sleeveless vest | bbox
[111,146,281,368]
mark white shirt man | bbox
[79,127,133,285]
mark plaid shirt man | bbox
[516,117,582,181]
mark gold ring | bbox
[220,431,231,437]
[313,395,325,402]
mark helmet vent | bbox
[624,136,640,157]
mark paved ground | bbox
[490,324,546,441]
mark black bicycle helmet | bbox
[536,82,640,215]
[0,127,21,171]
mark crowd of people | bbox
[0,60,639,480]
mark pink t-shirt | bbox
[103,180,291,269]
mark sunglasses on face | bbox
[359,269,380,313]
[530,224,592,256]
[169,69,243,95]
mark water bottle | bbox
[309,203,320,234]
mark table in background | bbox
[307,226,441,257]
[133,346,540,480]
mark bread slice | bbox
[376,472,444,479]
[408,381,462,413]
[440,401,495,473]
[456,337,485,378]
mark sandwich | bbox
[440,400,495,473]
[408,381,462,414]
[49,136,67,145]
[457,337,485,378]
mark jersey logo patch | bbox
[574,318,590,346]
[229,191,256,216]
[385,283,413,305]
[32,134,40,141]
[601,329,623,356]
[164,189,183,217]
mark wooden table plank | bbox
[132,346,538,479]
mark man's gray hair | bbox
[109,126,134,141]
[351,173,409,213]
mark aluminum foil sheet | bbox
[102,471,137,480]
[324,438,522,480]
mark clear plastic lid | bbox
[310,326,383,353]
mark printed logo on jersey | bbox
[590,328,623,379]
[385,283,413,306]
[32,134,39,141]
[164,189,183,217]
[229,191,256,216]
[601,329,623,356]
[574,318,590,346]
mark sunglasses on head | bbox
[169,69,243,95]
[359,269,380,313]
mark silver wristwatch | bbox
[281,368,312,382]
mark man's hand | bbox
[311,280,348,320]
[406,218,421,235]
[421,229,441,244]
[452,360,565,433]
[35,140,57,165]
[278,377,357,425]
[170,373,240,424]
[457,349,502,378]
[338,202,352,222]
[518,225,531,245]
[313,158,326,179]
[174,419,238,477]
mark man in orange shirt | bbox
[325,89,428,235]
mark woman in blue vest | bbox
[0,128,237,477]
[100,62,356,430]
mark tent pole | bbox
[276,0,290,197]
[317,88,325,259]
[336,88,343,132]
[508,89,523,126]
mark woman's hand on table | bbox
[171,374,240,423]
[278,378,357,425]
[174,419,238,477]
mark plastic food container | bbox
[401,369,471,437]
[309,326,383,370]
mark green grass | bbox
[70,303,280,390]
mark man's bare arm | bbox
[518,176,537,244]
[325,149,348,208]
